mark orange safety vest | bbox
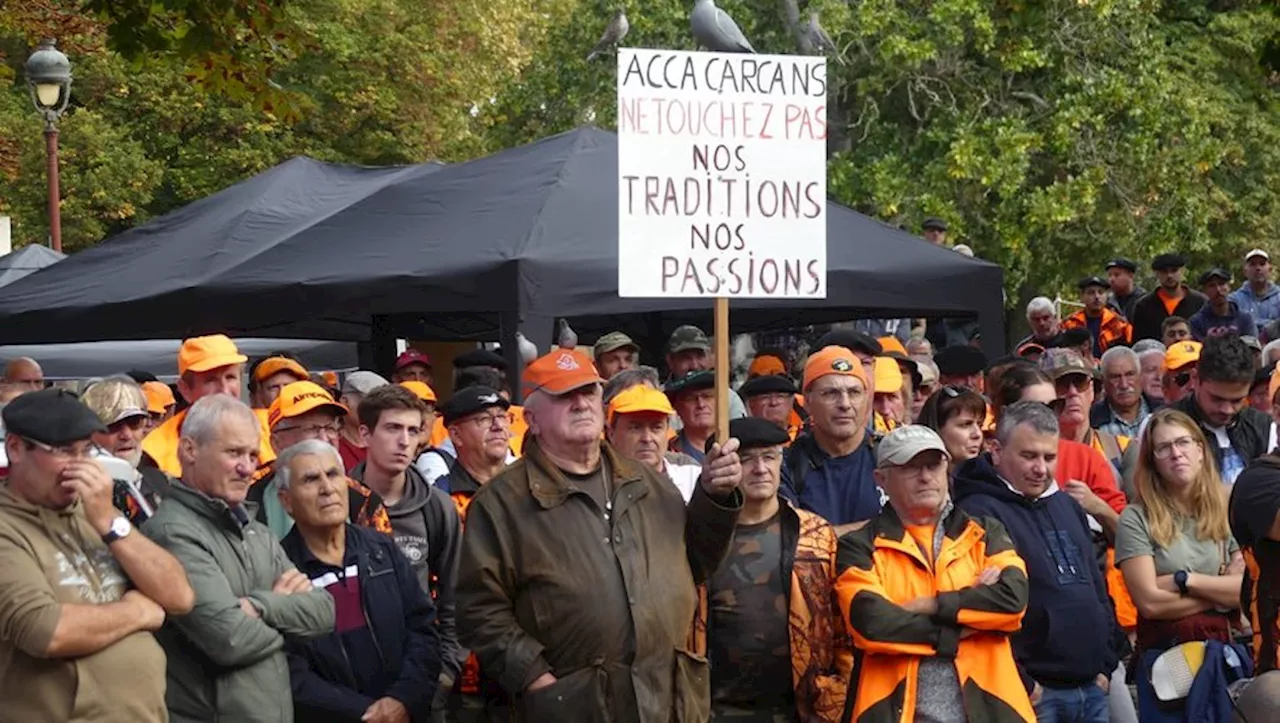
[141,406,276,479]
[1062,308,1133,353]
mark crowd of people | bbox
[7,244,1280,722]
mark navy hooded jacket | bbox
[953,455,1120,690]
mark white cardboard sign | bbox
[617,48,827,299]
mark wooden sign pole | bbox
[714,297,730,445]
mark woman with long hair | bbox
[917,386,986,477]
[1116,408,1244,718]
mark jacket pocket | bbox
[672,648,710,723]
[521,665,609,722]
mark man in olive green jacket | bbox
[144,395,334,723]
[457,350,743,723]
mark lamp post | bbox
[24,39,72,253]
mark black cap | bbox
[1198,268,1231,286]
[729,417,790,449]
[663,370,715,396]
[922,217,948,232]
[1253,367,1273,389]
[125,369,159,384]
[1152,253,1187,271]
[2,388,106,446]
[1077,276,1108,291]
[1105,258,1137,273]
[934,345,988,377]
[453,349,509,371]
[739,375,798,398]
[440,385,510,426]
[814,330,882,357]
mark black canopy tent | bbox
[0,244,65,287]
[0,127,1004,370]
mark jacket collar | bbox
[167,479,252,533]
[447,462,484,496]
[523,437,645,509]
[870,500,978,567]
[283,523,355,573]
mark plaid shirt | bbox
[1095,399,1150,440]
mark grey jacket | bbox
[143,482,335,723]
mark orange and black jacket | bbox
[835,503,1034,722]
[245,462,392,535]
[688,503,853,723]
[1061,307,1132,354]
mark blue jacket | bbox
[1189,301,1257,341]
[953,455,1120,690]
[1230,282,1280,328]
[281,524,442,723]
[1135,639,1252,723]
[780,433,882,526]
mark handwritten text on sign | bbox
[617,49,827,299]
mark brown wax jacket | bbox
[456,437,741,723]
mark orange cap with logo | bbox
[748,354,787,378]
[523,349,603,397]
[1163,341,1202,374]
[254,356,309,383]
[874,357,904,394]
[803,346,868,391]
[607,385,675,424]
[268,381,349,428]
[178,334,248,376]
[141,381,176,413]
[398,381,438,403]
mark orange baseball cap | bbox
[877,337,909,357]
[874,357,904,394]
[398,381,438,404]
[268,381,349,428]
[141,381,176,413]
[178,334,248,376]
[803,346,868,391]
[1163,341,1202,374]
[522,349,603,397]
[254,356,309,383]
[748,354,787,378]
[607,385,675,424]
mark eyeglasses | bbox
[275,421,342,437]
[740,450,782,465]
[23,437,95,460]
[1054,375,1091,395]
[815,387,866,404]
[1152,436,1198,460]
[461,411,510,428]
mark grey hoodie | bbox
[350,461,464,680]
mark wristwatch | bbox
[101,516,132,545]
[1174,570,1190,596]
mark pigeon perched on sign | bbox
[807,11,839,57]
[587,9,630,61]
[557,319,579,349]
[690,0,755,53]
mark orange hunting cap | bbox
[254,356,309,383]
[1163,341,1202,374]
[178,334,247,376]
[268,381,349,429]
[803,346,868,391]
[398,381,438,404]
[877,337,908,357]
[748,354,787,378]
[141,381,176,413]
[607,385,675,425]
[874,357,904,394]
[522,349,603,397]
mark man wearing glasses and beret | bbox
[0,389,194,722]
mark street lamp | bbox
[24,39,72,252]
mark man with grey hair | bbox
[954,402,1120,723]
[601,364,662,407]
[276,439,442,723]
[144,395,335,722]
[1017,296,1062,350]
[1093,346,1157,439]
[457,348,742,720]
[82,375,169,524]
[1132,340,1168,404]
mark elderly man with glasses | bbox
[247,380,391,539]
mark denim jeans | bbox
[1034,682,1109,723]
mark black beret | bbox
[453,348,509,371]
[1056,328,1093,348]
[1152,253,1187,271]
[934,345,988,377]
[814,330,882,357]
[1198,268,1231,286]
[1077,276,1108,291]
[729,417,790,449]
[738,375,798,398]
[2,388,106,446]
[663,370,715,396]
[922,217,948,232]
[1105,258,1137,273]
[440,385,510,426]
